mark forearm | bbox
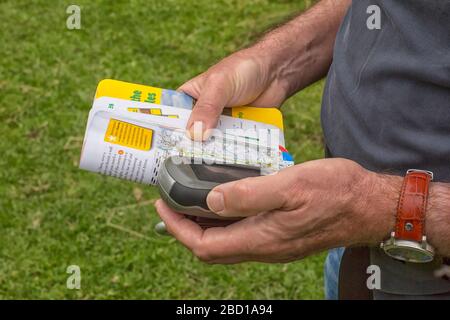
[364,173,450,257]
[246,0,351,97]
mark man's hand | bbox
[155,158,403,264]
[179,49,289,139]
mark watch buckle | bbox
[407,169,433,181]
[421,236,428,249]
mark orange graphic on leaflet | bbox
[104,119,153,151]
[118,150,124,155]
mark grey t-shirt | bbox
[321,0,450,297]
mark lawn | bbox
[0,0,327,299]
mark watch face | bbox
[384,244,434,263]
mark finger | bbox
[155,199,203,250]
[186,215,267,263]
[251,83,287,108]
[186,74,233,140]
[156,200,299,264]
[155,199,256,263]
[195,211,338,264]
[177,74,204,99]
[206,168,295,217]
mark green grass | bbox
[0,0,326,299]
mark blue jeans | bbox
[324,247,345,300]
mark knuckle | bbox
[206,71,227,84]
[229,180,253,212]
[280,169,307,209]
[284,181,301,206]
[192,245,214,263]
[195,101,218,112]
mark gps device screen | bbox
[157,157,263,225]
[191,163,260,184]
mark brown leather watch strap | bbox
[395,170,432,242]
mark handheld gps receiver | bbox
[157,156,262,221]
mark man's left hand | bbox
[155,158,402,264]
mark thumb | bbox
[177,74,203,99]
[206,172,292,217]
[184,74,233,141]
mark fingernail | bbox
[186,123,194,139]
[187,121,205,141]
[202,129,212,141]
[207,190,224,213]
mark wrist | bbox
[233,45,292,103]
[248,31,321,97]
[353,172,403,245]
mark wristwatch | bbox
[380,169,435,263]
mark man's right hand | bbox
[179,49,289,140]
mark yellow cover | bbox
[95,79,284,131]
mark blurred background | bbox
[0,0,326,299]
